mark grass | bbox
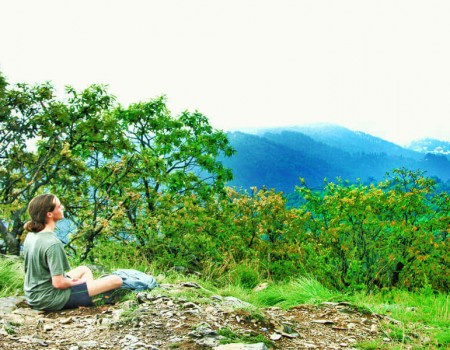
[353,289,449,327]
[217,276,344,309]
[217,326,274,348]
[0,256,24,297]
[352,289,449,349]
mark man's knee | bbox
[78,265,92,275]
[111,275,123,289]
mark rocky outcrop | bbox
[0,282,389,349]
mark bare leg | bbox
[67,266,94,282]
[86,275,123,297]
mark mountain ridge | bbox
[221,124,450,194]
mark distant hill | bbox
[255,124,421,159]
[221,124,450,193]
[222,132,337,192]
[407,138,450,157]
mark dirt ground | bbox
[0,283,396,350]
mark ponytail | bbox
[23,220,46,233]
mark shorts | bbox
[63,282,93,309]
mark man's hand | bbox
[52,275,84,289]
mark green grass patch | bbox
[355,339,385,349]
[351,289,449,349]
[352,289,449,328]
[0,256,24,297]
[245,277,344,308]
[434,329,450,347]
[217,326,274,348]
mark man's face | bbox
[50,197,64,221]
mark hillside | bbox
[222,132,342,192]
[222,124,450,193]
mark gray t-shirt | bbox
[23,231,71,310]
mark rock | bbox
[347,322,356,329]
[252,283,268,292]
[112,308,125,321]
[182,301,200,309]
[121,300,138,310]
[147,346,160,350]
[182,281,201,289]
[59,317,73,324]
[120,334,140,345]
[360,317,371,324]
[214,343,269,350]
[135,292,148,303]
[189,322,223,347]
[30,335,48,346]
[0,296,26,315]
[222,296,252,309]
[197,336,222,347]
[195,322,218,336]
[278,323,296,334]
[311,319,334,325]
[205,306,215,313]
[43,323,54,331]
[270,333,282,340]
[2,313,25,326]
[321,302,338,306]
[12,307,44,317]
[168,336,183,343]
[77,340,98,348]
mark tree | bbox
[0,77,123,255]
[71,97,235,261]
[1,74,235,261]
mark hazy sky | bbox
[1,0,449,146]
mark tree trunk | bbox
[1,221,20,255]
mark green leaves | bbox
[294,168,450,291]
[0,74,235,260]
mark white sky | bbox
[1,0,449,146]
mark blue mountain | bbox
[222,124,450,193]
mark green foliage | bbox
[0,75,234,260]
[435,330,450,347]
[0,256,24,297]
[248,277,343,308]
[1,73,448,300]
[230,263,261,289]
[0,80,125,255]
[293,168,450,291]
[80,168,448,294]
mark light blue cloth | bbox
[111,269,158,291]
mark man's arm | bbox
[52,274,84,289]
